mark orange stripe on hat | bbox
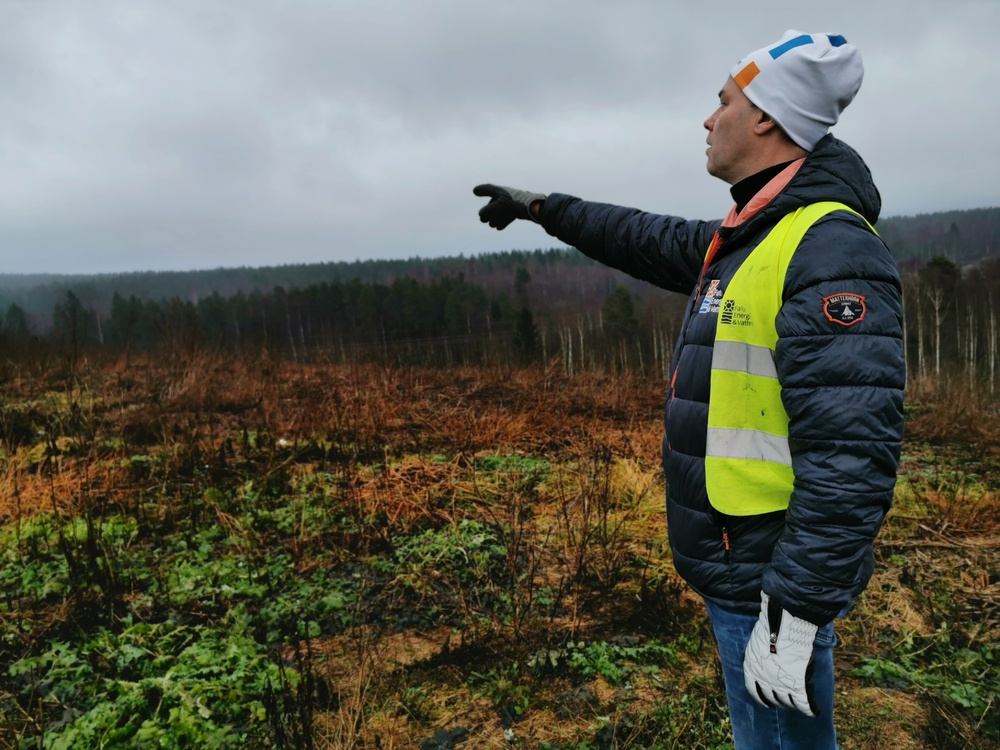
[734,61,760,90]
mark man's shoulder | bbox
[787,208,900,284]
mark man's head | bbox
[704,31,863,184]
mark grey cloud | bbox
[0,0,996,274]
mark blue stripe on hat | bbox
[827,34,847,47]
[769,34,813,59]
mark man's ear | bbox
[754,112,779,135]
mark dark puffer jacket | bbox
[538,135,905,626]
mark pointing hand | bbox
[473,184,546,230]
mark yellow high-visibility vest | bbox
[705,201,872,515]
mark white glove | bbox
[743,591,819,716]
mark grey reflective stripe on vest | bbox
[712,341,777,379]
[705,427,792,465]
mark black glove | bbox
[473,184,546,230]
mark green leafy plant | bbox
[468,663,531,720]
[854,625,998,739]
[387,518,507,627]
[530,638,680,686]
[8,615,282,748]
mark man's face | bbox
[703,77,763,185]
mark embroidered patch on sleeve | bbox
[823,293,866,327]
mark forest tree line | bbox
[2,205,999,325]
[1,269,685,375]
[3,253,1000,391]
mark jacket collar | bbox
[721,159,806,229]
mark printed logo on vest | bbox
[699,279,723,314]
[823,293,866,327]
[720,299,752,326]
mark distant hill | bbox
[878,206,1000,264]
[0,250,623,322]
[1,206,998,329]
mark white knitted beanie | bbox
[730,30,863,151]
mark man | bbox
[473,31,905,750]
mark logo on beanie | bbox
[734,62,761,90]
[823,293,866,327]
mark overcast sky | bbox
[0,0,994,275]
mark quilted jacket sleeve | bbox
[765,212,906,625]
[538,193,718,294]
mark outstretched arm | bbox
[538,193,719,294]
[472,183,718,293]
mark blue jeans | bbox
[704,599,838,750]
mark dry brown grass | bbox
[837,686,928,750]
[2,350,999,748]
